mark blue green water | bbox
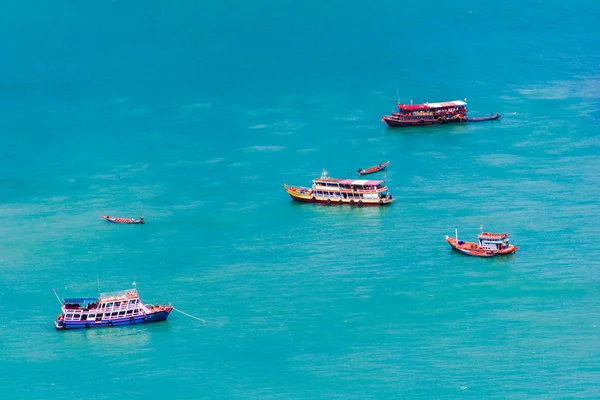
[1,0,599,398]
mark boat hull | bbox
[382,116,467,127]
[55,308,172,330]
[285,188,394,206]
[101,215,144,224]
[446,237,517,257]
[468,114,501,122]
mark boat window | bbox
[129,300,136,305]
[106,303,113,308]
[118,311,126,316]
[111,312,118,317]
[88,314,95,319]
[65,314,73,319]
[114,302,121,307]
[126,310,133,315]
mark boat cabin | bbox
[478,232,511,251]
[312,174,390,201]
[393,100,467,119]
[61,289,146,323]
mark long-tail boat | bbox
[101,215,144,224]
[284,170,395,206]
[53,288,172,330]
[445,229,517,257]
[358,161,389,176]
[468,113,501,122]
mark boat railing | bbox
[99,289,138,299]
[337,187,387,193]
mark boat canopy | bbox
[338,179,384,186]
[63,297,98,304]
[99,288,138,301]
[478,232,508,239]
[398,100,466,111]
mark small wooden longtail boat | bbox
[445,229,517,257]
[468,113,501,122]
[101,215,144,224]
[358,161,390,176]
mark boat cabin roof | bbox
[338,179,384,186]
[99,288,139,302]
[313,177,343,183]
[398,100,466,111]
[478,232,508,240]
[313,178,385,186]
[63,297,98,304]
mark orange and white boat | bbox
[284,170,395,206]
[446,228,517,257]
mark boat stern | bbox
[54,315,66,330]
[382,196,396,205]
[498,245,518,255]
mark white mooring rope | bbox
[173,307,206,323]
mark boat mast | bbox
[51,289,63,305]
[455,228,458,241]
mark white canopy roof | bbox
[424,100,467,109]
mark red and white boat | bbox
[284,170,395,206]
[382,99,501,127]
[383,100,468,127]
[446,229,517,257]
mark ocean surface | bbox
[1,0,599,398]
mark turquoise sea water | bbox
[1,0,599,398]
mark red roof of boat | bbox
[398,100,466,110]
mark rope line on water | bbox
[173,307,206,323]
